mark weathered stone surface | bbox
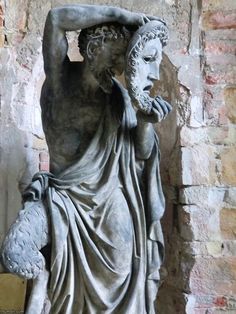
[191,257,236,296]
[221,147,236,185]
[181,145,218,185]
[179,206,221,242]
[207,126,236,145]
[220,208,236,240]
[224,188,236,207]
[224,87,236,124]
[180,186,225,208]
[202,0,236,11]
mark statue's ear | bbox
[87,41,102,59]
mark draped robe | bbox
[27,80,165,313]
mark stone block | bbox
[204,65,236,86]
[191,257,236,295]
[204,102,229,126]
[179,206,221,242]
[205,29,236,41]
[206,54,236,67]
[39,151,49,171]
[224,188,236,207]
[0,274,26,312]
[224,87,236,124]
[202,0,236,11]
[189,95,204,127]
[205,40,236,56]
[181,145,218,185]
[180,126,207,147]
[206,241,223,256]
[221,241,236,257]
[221,147,236,185]
[180,186,225,209]
[220,208,236,240]
[207,126,236,146]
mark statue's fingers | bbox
[163,100,172,112]
[143,15,151,23]
[155,96,172,113]
[152,100,164,119]
[140,14,150,25]
[151,106,163,122]
[147,15,166,25]
[159,101,169,117]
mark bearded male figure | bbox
[1,5,171,314]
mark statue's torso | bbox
[40,64,108,174]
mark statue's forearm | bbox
[48,5,130,32]
[134,119,155,160]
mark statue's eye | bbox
[143,55,156,63]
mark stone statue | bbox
[1,5,171,314]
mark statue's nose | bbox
[148,63,160,81]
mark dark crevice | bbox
[186,1,193,54]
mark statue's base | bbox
[0,274,26,314]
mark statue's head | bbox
[125,20,169,113]
[79,24,131,93]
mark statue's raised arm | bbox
[43,5,149,93]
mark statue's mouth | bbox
[143,84,153,93]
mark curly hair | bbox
[78,23,131,58]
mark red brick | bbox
[202,11,236,30]
[204,103,229,126]
[205,41,236,55]
[206,55,236,66]
[39,151,49,171]
[204,70,236,86]
[194,295,230,309]
[39,151,48,162]
[205,75,218,85]
[214,296,227,307]
[205,29,236,41]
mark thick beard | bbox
[128,82,153,114]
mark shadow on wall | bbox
[154,54,193,313]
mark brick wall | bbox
[184,1,236,313]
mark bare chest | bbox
[43,94,106,169]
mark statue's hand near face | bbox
[136,96,172,124]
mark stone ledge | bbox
[0,274,26,312]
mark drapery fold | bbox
[25,79,165,314]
